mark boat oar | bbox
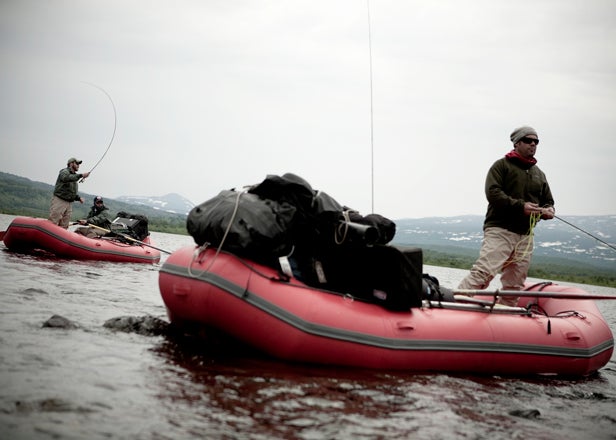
[454,289,616,301]
[87,223,172,254]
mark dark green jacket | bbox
[53,167,85,202]
[483,156,555,235]
[86,205,112,228]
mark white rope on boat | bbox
[188,187,247,278]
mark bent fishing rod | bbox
[79,82,117,183]
[555,215,616,252]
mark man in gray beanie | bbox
[457,125,555,306]
[510,126,538,144]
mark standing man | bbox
[48,157,91,228]
[457,126,555,306]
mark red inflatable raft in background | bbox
[159,245,614,376]
[2,216,161,264]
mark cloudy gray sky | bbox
[1,0,615,219]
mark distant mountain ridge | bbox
[0,171,193,216]
[116,193,195,215]
[1,170,614,276]
[393,215,616,271]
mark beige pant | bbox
[457,227,534,306]
[48,195,73,229]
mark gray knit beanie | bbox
[510,126,538,144]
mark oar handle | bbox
[454,289,616,300]
[86,223,172,254]
[456,289,532,297]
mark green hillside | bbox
[0,171,187,234]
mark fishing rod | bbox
[87,224,172,254]
[366,0,375,214]
[555,215,616,252]
[80,82,117,182]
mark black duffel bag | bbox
[186,189,296,264]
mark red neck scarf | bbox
[505,149,537,168]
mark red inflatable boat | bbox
[159,245,614,376]
[2,216,161,264]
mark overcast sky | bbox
[1,0,615,220]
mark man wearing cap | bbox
[75,196,112,238]
[48,158,91,228]
[457,126,555,306]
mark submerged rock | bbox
[103,315,170,336]
[42,314,79,329]
[509,409,541,419]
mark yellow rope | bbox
[502,213,541,268]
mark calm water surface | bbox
[1,213,615,439]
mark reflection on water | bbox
[150,332,616,440]
[1,213,615,440]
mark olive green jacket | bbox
[483,156,555,235]
[85,205,112,228]
[53,167,85,202]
